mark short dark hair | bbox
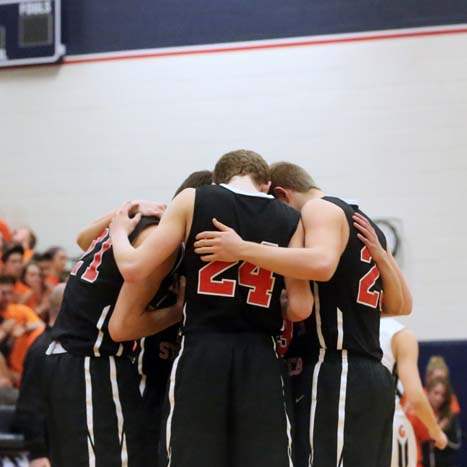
[2,244,24,263]
[213,150,270,186]
[0,275,16,286]
[44,246,63,259]
[173,170,213,198]
[270,162,319,194]
[37,251,53,262]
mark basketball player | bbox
[192,161,412,467]
[380,318,447,467]
[110,150,314,467]
[44,172,211,467]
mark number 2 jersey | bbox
[293,196,387,362]
[51,217,179,357]
[182,184,300,336]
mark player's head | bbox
[0,275,15,310]
[173,170,213,198]
[269,162,320,210]
[213,150,270,193]
[2,245,24,279]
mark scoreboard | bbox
[0,0,64,67]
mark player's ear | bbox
[272,186,289,202]
[259,181,272,194]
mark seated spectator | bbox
[12,227,37,264]
[18,263,51,319]
[425,356,461,415]
[0,275,44,384]
[34,252,53,282]
[14,283,66,467]
[1,245,29,303]
[42,247,67,286]
[423,378,462,467]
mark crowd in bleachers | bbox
[0,215,462,466]
[0,219,68,390]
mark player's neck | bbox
[226,176,264,194]
[296,188,325,208]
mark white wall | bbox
[1,33,467,340]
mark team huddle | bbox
[40,150,447,467]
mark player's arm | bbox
[194,199,345,281]
[352,213,410,316]
[394,329,447,449]
[110,189,194,283]
[109,269,183,342]
[283,221,314,321]
[76,201,166,251]
[109,225,182,341]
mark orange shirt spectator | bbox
[0,219,12,243]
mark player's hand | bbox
[352,213,387,263]
[30,457,51,467]
[430,428,448,450]
[132,200,167,218]
[194,218,243,262]
[110,201,142,236]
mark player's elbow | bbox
[108,317,127,342]
[76,232,89,252]
[287,295,313,322]
[119,262,145,283]
[310,258,336,282]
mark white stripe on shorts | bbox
[165,304,186,467]
[272,337,294,467]
[336,350,348,467]
[313,283,326,349]
[84,357,96,467]
[109,356,128,467]
[309,348,325,466]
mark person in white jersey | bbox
[380,317,448,467]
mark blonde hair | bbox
[426,355,450,382]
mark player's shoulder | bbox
[301,197,348,224]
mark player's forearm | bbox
[409,391,444,440]
[388,253,413,315]
[111,228,146,282]
[238,242,336,281]
[76,210,114,251]
[376,255,405,316]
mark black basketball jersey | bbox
[52,217,178,356]
[183,184,300,336]
[300,197,387,361]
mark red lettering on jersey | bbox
[198,261,238,297]
[81,238,112,283]
[357,246,381,309]
[70,260,84,277]
[238,262,275,308]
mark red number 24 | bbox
[198,260,276,308]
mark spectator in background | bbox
[15,283,66,467]
[0,275,44,384]
[43,247,67,286]
[423,378,462,467]
[35,252,53,282]
[1,245,29,302]
[425,356,461,415]
[18,262,51,319]
[0,219,12,244]
[12,227,37,264]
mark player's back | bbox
[301,196,387,361]
[52,217,165,356]
[183,184,300,336]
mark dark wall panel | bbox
[62,0,467,55]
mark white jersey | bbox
[380,318,417,467]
